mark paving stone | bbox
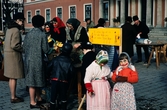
[0,53,167,110]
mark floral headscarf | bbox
[96,50,109,69]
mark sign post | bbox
[89,28,122,54]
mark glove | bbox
[116,66,123,75]
[116,76,128,82]
[85,83,94,93]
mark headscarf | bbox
[52,17,65,34]
[118,52,135,72]
[119,52,131,64]
[96,50,109,69]
[66,18,81,30]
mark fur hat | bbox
[96,50,109,65]
[13,13,25,20]
[98,18,106,25]
[32,15,45,27]
[80,41,93,49]
[126,16,132,23]
[133,15,139,21]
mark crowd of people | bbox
[2,12,146,110]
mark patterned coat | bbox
[23,28,49,87]
[4,27,24,79]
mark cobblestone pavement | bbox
[1,55,167,110]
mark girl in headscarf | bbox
[111,52,139,110]
[51,17,66,43]
[84,50,112,110]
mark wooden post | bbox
[77,70,82,103]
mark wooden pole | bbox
[78,94,86,110]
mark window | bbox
[27,0,31,2]
[69,6,76,18]
[35,10,40,15]
[27,11,31,23]
[56,7,62,19]
[103,1,109,20]
[85,4,92,20]
[45,9,51,21]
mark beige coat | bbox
[3,27,24,79]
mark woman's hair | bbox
[52,18,57,22]
[32,15,45,27]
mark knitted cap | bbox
[96,50,109,64]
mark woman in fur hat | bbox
[23,15,49,109]
[4,12,25,103]
[84,50,112,110]
[111,52,139,110]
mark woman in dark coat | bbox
[121,16,137,60]
[23,15,49,108]
[44,21,55,48]
[66,18,89,67]
[4,12,25,103]
[66,18,89,47]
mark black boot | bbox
[50,103,56,110]
[61,101,67,110]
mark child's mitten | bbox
[85,83,94,93]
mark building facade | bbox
[24,0,167,29]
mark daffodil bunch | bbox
[53,41,63,52]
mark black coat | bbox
[133,21,150,39]
[68,27,89,43]
[81,51,96,93]
[51,27,66,43]
[121,23,137,57]
[47,54,73,82]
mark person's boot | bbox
[56,101,61,110]
[61,101,67,110]
[50,102,56,110]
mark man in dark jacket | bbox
[121,16,137,62]
[133,15,150,65]
[47,43,73,110]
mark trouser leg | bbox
[136,45,142,60]
[59,82,68,110]
[50,80,59,110]
[143,46,149,62]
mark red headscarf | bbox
[53,17,65,34]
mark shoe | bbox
[143,61,148,65]
[11,97,24,103]
[135,60,142,63]
[30,103,40,109]
[37,99,46,105]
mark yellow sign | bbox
[89,28,122,46]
